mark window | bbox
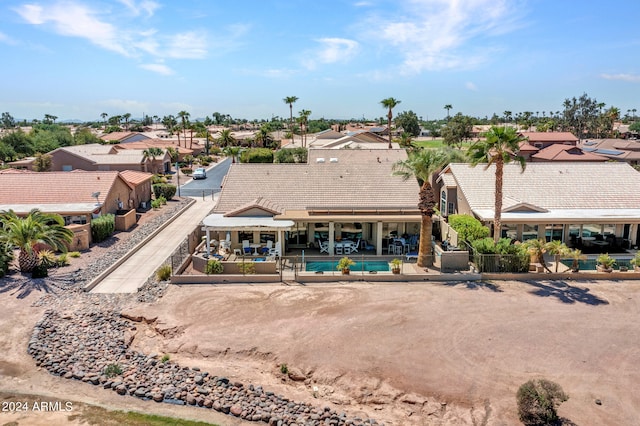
[501,223,517,240]
[63,215,87,225]
[62,165,73,171]
[545,224,564,242]
[238,231,253,243]
[522,224,538,241]
[260,233,275,244]
[441,191,447,215]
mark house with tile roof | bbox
[307,130,395,149]
[100,131,151,144]
[520,131,579,149]
[205,149,421,255]
[530,144,607,162]
[44,144,167,173]
[580,138,640,166]
[437,162,640,249]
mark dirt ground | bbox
[1,279,639,425]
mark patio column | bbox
[329,222,335,255]
[376,222,383,256]
[205,228,211,256]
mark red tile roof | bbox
[119,170,153,186]
[520,131,578,142]
[532,145,606,161]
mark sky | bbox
[1,0,640,123]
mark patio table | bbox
[250,243,262,255]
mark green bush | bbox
[236,261,256,274]
[156,264,172,281]
[91,214,115,243]
[161,354,170,363]
[205,259,224,274]
[151,174,167,184]
[37,250,58,268]
[151,199,161,209]
[104,363,123,378]
[517,379,568,425]
[240,148,273,163]
[181,167,193,175]
[158,195,167,205]
[68,251,81,258]
[31,263,48,278]
[0,243,14,277]
[152,184,177,200]
[471,238,529,273]
[56,253,69,267]
[448,214,489,243]
[274,147,308,163]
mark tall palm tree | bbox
[283,96,299,143]
[0,209,73,272]
[298,109,311,147]
[380,97,401,149]
[392,148,463,267]
[444,104,452,121]
[255,125,274,148]
[177,111,190,147]
[467,126,526,243]
[223,146,242,163]
[122,113,131,131]
[100,112,108,128]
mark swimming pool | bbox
[560,258,632,270]
[305,260,390,273]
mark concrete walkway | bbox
[90,196,216,293]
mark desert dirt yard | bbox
[1,279,639,425]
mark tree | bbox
[74,127,101,145]
[467,126,526,243]
[164,146,179,164]
[395,110,421,137]
[254,125,274,148]
[517,379,568,426]
[545,240,569,273]
[380,97,401,149]
[298,109,311,147]
[444,104,452,121]
[162,115,177,134]
[100,112,108,127]
[122,113,131,131]
[283,96,299,143]
[142,147,164,173]
[177,111,190,147]
[223,145,242,163]
[441,113,474,148]
[392,148,462,267]
[0,209,73,272]
[1,112,16,129]
[217,129,236,148]
[32,153,52,172]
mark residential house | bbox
[530,144,607,162]
[580,139,640,166]
[307,130,394,149]
[437,162,640,248]
[520,131,579,149]
[100,132,151,144]
[204,149,421,256]
[45,144,167,173]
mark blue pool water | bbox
[306,260,390,272]
[560,258,632,270]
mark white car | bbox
[192,168,207,179]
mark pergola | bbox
[201,213,294,256]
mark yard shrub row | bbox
[152,184,176,200]
[91,213,115,243]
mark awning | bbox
[202,214,295,231]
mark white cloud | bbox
[601,73,640,83]
[101,99,150,113]
[364,0,524,73]
[354,1,373,6]
[0,31,17,45]
[165,31,208,59]
[139,63,174,75]
[303,38,359,69]
[117,0,159,17]
[465,81,478,91]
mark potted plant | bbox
[596,253,615,273]
[630,253,640,272]
[336,256,355,275]
[567,248,586,273]
[390,258,402,274]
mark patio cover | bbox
[202,213,294,230]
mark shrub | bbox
[37,250,58,268]
[236,261,256,274]
[516,379,568,426]
[151,174,167,184]
[180,167,193,175]
[0,243,13,277]
[91,214,115,243]
[240,148,274,163]
[471,238,529,273]
[205,259,224,274]
[156,264,172,281]
[31,263,48,278]
[448,214,489,243]
[152,184,177,200]
[104,363,123,378]
[150,199,161,209]
[68,251,81,258]
[161,354,170,363]
[280,363,289,374]
[56,253,69,267]
[158,195,167,205]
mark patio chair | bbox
[343,244,351,255]
[350,239,360,253]
[319,241,329,254]
[242,240,252,255]
[261,240,273,254]
[335,244,343,255]
[269,241,282,258]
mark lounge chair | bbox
[269,241,282,258]
[261,240,273,254]
[242,240,252,255]
[319,241,329,254]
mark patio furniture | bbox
[242,240,252,254]
[319,241,329,254]
[233,248,242,256]
[261,240,273,254]
[269,241,282,258]
[350,238,361,253]
[335,243,343,255]
[405,251,418,262]
[250,243,262,255]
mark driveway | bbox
[178,157,231,197]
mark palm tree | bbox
[298,109,311,147]
[177,111,190,147]
[217,129,236,148]
[392,148,463,267]
[142,147,164,173]
[223,146,242,163]
[100,112,108,128]
[283,96,299,143]
[122,113,131,131]
[545,240,569,273]
[444,104,452,121]
[165,146,179,167]
[254,125,274,148]
[380,97,401,149]
[0,209,73,272]
[467,126,526,243]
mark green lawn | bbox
[68,407,219,426]
[412,139,473,150]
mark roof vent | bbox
[316,158,325,163]
[329,157,338,163]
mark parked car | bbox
[193,167,207,179]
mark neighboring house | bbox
[436,162,640,247]
[530,144,607,162]
[205,149,421,255]
[117,170,154,209]
[581,139,640,166]
[114,139,197,162]
[308,130,394,149]
[520,131,579,149]
[45,144,165,173]
[100,132,151,144]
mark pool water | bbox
[306,260,390,272]
[560,258,632,270]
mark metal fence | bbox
[286,253,427,278]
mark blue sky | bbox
[1,0,639,122]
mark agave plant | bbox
[0,209,73,272]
